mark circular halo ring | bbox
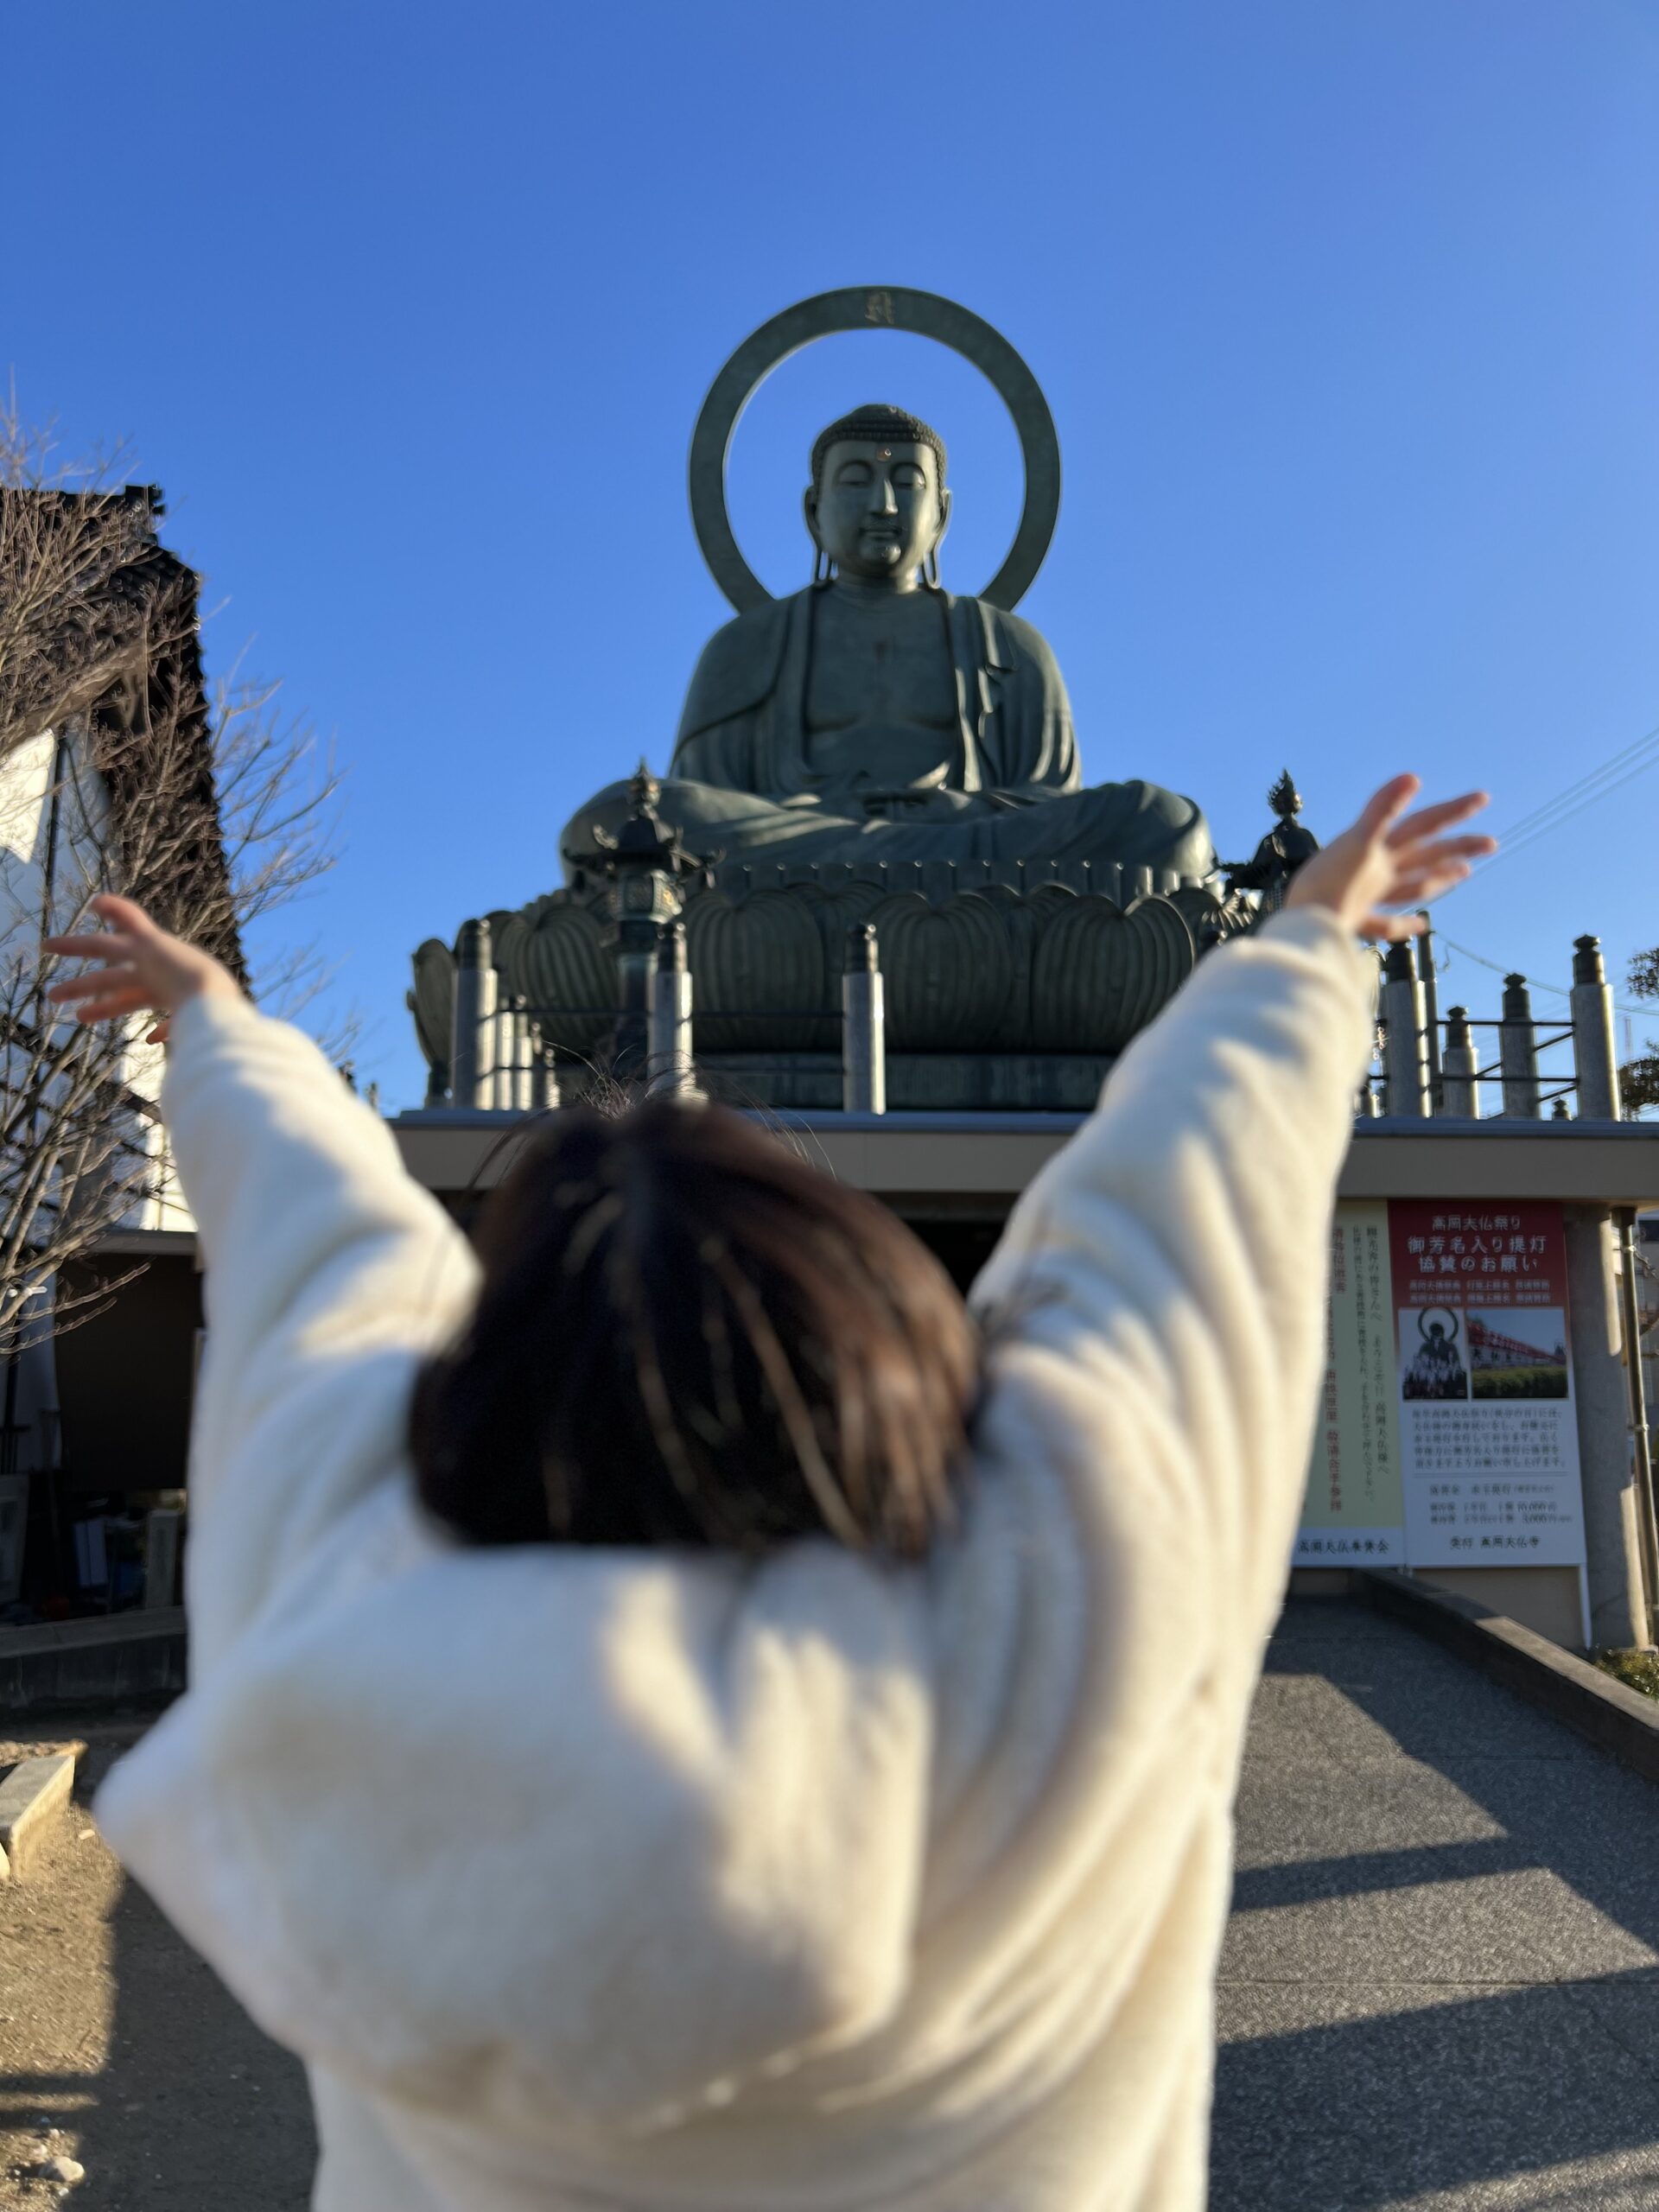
[689,286,1060,614]
[1418,1306,1462,1344]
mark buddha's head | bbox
[804,404,951,588]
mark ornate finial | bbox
[1269,769,1302,822]
[577,760,713,888]
[628,757,661,813]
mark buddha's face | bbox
[804,438,950,586]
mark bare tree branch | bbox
[1622,945,1659,1116]
[0,402,346,1349]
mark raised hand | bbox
[42,894,239,1044]
[1284,775,1496,941]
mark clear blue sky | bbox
[5,0,1657,1107]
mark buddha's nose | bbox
[869,478,898,515]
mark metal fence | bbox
[446,916,891,1114]
[444,906,1630,1126]
[1358,931,1624,1122]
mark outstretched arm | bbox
[969,779,1493,1653]
[45,899,479,1669]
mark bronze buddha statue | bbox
[560,404,1215,887]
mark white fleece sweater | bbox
[94,906,1374,2212]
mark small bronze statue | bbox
[1224,771,1320,908]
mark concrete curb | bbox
[1353,1568,1659,1785]
[0,1752,77,1878]
[0,1609,186,1713]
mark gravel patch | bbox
[0,1711,314,2210]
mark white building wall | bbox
[0,725,196,1491]
[0,722,193,1234]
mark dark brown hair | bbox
[410,1098,979,1560]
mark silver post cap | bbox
[1573,935,1605,986]
[844,922,880,974]
[1382,939,1416,982]
[456,918,493,966]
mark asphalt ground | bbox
[2,1599,1656,2209]
[1214,1599,1659,2210]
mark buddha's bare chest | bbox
[804,595,960,740]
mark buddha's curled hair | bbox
[810,404,947,489]
[410,1098,979,1560]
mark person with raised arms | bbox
[47,774,1491,2212]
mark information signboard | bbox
[1296,1199,1587,1576]
[1294,1202,1406,1566]
[1388,1201,1586,1568]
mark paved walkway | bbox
[1213,1598,1659,2210]
[8,1602,1658,2208]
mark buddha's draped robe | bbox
[560,587,1215,881]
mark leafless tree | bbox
[0,399,343,1354]
[1621,944,1659,1119]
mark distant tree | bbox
[0,399,342,1355]
[1622,944,1659,1117]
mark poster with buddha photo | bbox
[1388,1203,1585,1569]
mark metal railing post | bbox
[648,920,698,1096]
[450,918,496,1109]
[1571,934,1622,1122]
[613,921,659,1081]
[530,1045,560,1112]
[1499,973,1542,1119]
[1417,917,1443,1111]
[1616,1208,1659,1640]
[1380,941,1430,1116]
[492,989,517,1110]
[842,922,887,1115]
[510,1001,537,1113]
[1440,1005,1482,1119]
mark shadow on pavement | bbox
[66,1871,315,2212]
[1212,1601,1659,2210]
[1216,1974,1659,2209]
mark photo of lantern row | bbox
[1398,1306,1569,1402]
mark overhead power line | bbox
[1468,717,1659,879]
[1435,934,1649,1018]
[1408,710,1658,1028]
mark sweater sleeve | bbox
[161,993,480,1675]
[968,906,1376,1652]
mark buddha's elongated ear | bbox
[803,486,833,586]
[921,484,952,588]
